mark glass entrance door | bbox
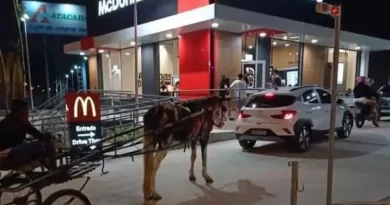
[242,60,266,89]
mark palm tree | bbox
[13,0,26,73]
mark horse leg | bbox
[143,135,155,201]
[150,146,168,201]
[200,134,213,183]
[189,140,197,181]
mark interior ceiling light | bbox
[130,41,136,46]
[273,42,277,45]
[211,22,219,28]
[248,45,253,49]
[356,46,361,50]
[98,49,104,53]
[80,52,85,55]
[166,33,173,38]
[259,32,266,37]
[285,43,290,47]
[282,36,288,40]
[311,39,318,43]
[125,52,130,55]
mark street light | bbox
[65,74,69,92]
[70,69,74,90]
[22,13,29,20]
[20,13,34,109]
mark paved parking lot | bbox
[5,120,390,205]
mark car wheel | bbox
[289,125,311,153]
[238,140,256,149]
[337,113,353,139]
[355,114,365,128]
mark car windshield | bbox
[244,94,296,108]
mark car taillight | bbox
[238,111,251,119]
[271,110,297,120]
[264,92,274,97]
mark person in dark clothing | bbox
[353,76,379,127]
[243,73,249,85]
[0,99,57,170]
[219,75,230,99]
[271,69,282,87]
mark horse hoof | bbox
[152,192,162,201]
[144,192,162,201]
[205,177,214,184]
[189,175,197,182]
[144,193,154,201]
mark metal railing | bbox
[33,91,176,148]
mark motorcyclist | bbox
[353,76,379,127]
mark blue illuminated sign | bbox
[22,1,87,36]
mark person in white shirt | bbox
[230,73,247,113]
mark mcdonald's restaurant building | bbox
[64,0,390,96]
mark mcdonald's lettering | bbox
[74,96,96,118]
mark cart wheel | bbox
[43,189,91,205]
[0,185,42,205]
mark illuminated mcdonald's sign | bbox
[74,96,97,118]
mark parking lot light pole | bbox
[21,15,34,109]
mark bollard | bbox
[289,161,304,205]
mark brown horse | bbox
[142,95,226,201]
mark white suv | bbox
[236,86,353,152]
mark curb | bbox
[169,130,236,151]
[333,202,390,205]
[102,130,236,157]
[210,130,236,143]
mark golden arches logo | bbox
[74,97,96,118]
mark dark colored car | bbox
[378,85,390,118]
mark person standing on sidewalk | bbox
[230,74,247,119]
[219,75,230,120]
[271,69,282,87]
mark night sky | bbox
[0,0,388,90]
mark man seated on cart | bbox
[0,99,57,171]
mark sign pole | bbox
[43,36,51,102]
[326,5,341,205]
[134,0,139,122]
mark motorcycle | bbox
[354,100,381,128]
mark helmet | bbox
[356,76,367,84]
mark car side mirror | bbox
[336,99,344,105]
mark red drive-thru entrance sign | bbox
[65,93,102,149]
